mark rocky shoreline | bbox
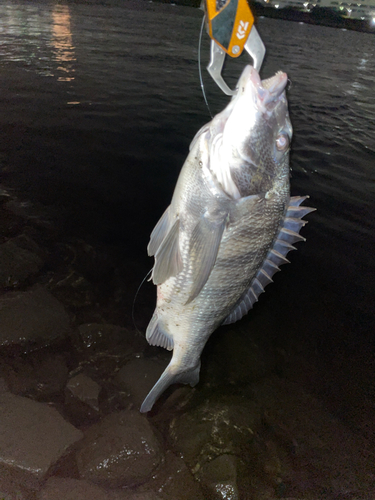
[0,184,374,499]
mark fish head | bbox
[208,65,292,199]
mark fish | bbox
[140,65,314,413]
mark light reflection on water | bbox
[0,2,76,82]
[51,5,76,82]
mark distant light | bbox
[275,4,279,7]
[372,16,375,24]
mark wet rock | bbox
[66,373,101,410]
[123,494,163,500]
[4,198,40,220]
[68,324,147,384]
[95,381,132,415]
[168,394,260,470]
[0,464,38,500]
[197,454,239,500]
[153,385,196,414]
[0,239,44,287]
[72,240,115,284]
[0,186,11,204]
[115,357,167,409]
[0,393,83,479]
[0,206,25,242]
[0,377,9,393]
[142,450,204,500]
[48,271,97,311]
[76,410,163,488]
[73,323,146,360]
[37,477,113,500]
[64,373,102,425]
[252,377,375,498]
[0,285,71,348]
[13,232,46,261]
[38,477,164,500]
[4,354,68,399]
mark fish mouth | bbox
[208,66,289,156]
[261,71,288,99]
[236,65,288,108]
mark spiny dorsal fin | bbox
[222,196,315,325]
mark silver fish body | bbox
[140,65,314,413]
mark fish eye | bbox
[276,133,289,151]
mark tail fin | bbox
[140,361,201,413]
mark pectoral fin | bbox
[186,211,227,304]
[151,218,182,285]
[148,206,172,257]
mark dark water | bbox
[1,0,375,491]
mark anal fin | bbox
[146,313,174,351]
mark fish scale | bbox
[140,66,314,413]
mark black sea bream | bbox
[140,65,314,413]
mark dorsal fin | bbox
[222,196,315,325]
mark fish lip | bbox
[261,71,288,102]
[236,65,288,108]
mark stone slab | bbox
[0,285,71,347]
[66,373,101,411]
[0,239,43,287]
[76,411,162,488]
[37,477,163,500]
[0,393,82,479]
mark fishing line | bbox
[132,268,152,336]
[198,15,213,119]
